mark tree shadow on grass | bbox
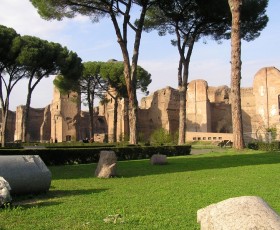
[117,150,280,178]
[49,150,280,179]
[11,188,107,208]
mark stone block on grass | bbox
[197,196,280,229]
[0,177,12,206]
[95,151,117,178]
[150,154,167,165]
[0,155,51,195]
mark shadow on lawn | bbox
[50,151,280,179]
[118,150,280,177]
[12,188,107,208]
[47,188,108,198]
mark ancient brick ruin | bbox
[1,66,280,143]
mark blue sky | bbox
[1,0,279,111]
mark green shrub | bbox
[266,127,277,141]
[150,128,173,145]
[137,132,148,143]
[247,141,280,151]
[247,142,258,150]
[0,145,191,166]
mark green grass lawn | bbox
[1,149,280,229]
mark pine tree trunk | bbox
[88,91,94,141]
[178,86,186,145]
[1,109,8,147]
[112,96,119,143]
[128,92,138,144]
[229,0,245,149]
[22,91,32,142]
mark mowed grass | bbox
[1,149,280,229]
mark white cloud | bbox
[0,0,68,39]
[2,0,279,111]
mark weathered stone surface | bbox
[0,155,51,195]
[95,151,117,178]
[3,66,280,144]
[197,196,280,230]
[0,109,15,143]
[150,154,167,165]
[0,177,12,206]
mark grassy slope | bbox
[1,149,280,229]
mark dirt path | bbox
[190,148,228,155]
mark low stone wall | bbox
[186,131,233,142]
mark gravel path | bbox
[190,148,227,155]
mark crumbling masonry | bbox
[1,66,279,143]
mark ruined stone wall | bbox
[14,106,24,141]
[187,80,211,132]
[116,99,129,141]
[47,66,280,143]
[27,108,45,142]
[40,105,51,142]
[79,111,90,140]
[207,86,232,133]
[138,87,179,140]
[14,106,45,142]
[4,66,280,144]
[252,67,280,139]
[0,110,16,142]
[208,85,230,103]
[50,87,80,142]
[210,103,232,133]
[78,111,107,141]
[240,88,255,134]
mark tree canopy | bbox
[16,34,83,141]
[0,25,24,146]
[55,60,151,142]
[0,24,83,144]
[144,0,268,144]
[30,0,158,144]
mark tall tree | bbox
[55,60,151,143]
[0,25,24,146]
[80,61,104,141]
[17,35,83,142]
[228,0,244,149]
[100,61,126,142]
[54,61,105,141]
[144,0,268,145]
[100,60,151,142]
[31,0,158,144]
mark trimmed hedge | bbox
[247,141,280,151]
[45,144,116,149]
[0,145,191,166]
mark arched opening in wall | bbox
[220,127,228,133]
[149,119,154,129]
[278,95,280,115]
[95,117,106,133]
[66,135,71,141]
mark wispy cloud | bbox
[0,0,68,38]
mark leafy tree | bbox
[144,0,268,145]
[55,60,151,143]
[100,60,151,142]
[81,61,105,140]
[30,0,158,144]
[100,61,126,143]
[0,25,24,146]
[150,128,172,145]
[17,35,83,142]
[54,61,105,141]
